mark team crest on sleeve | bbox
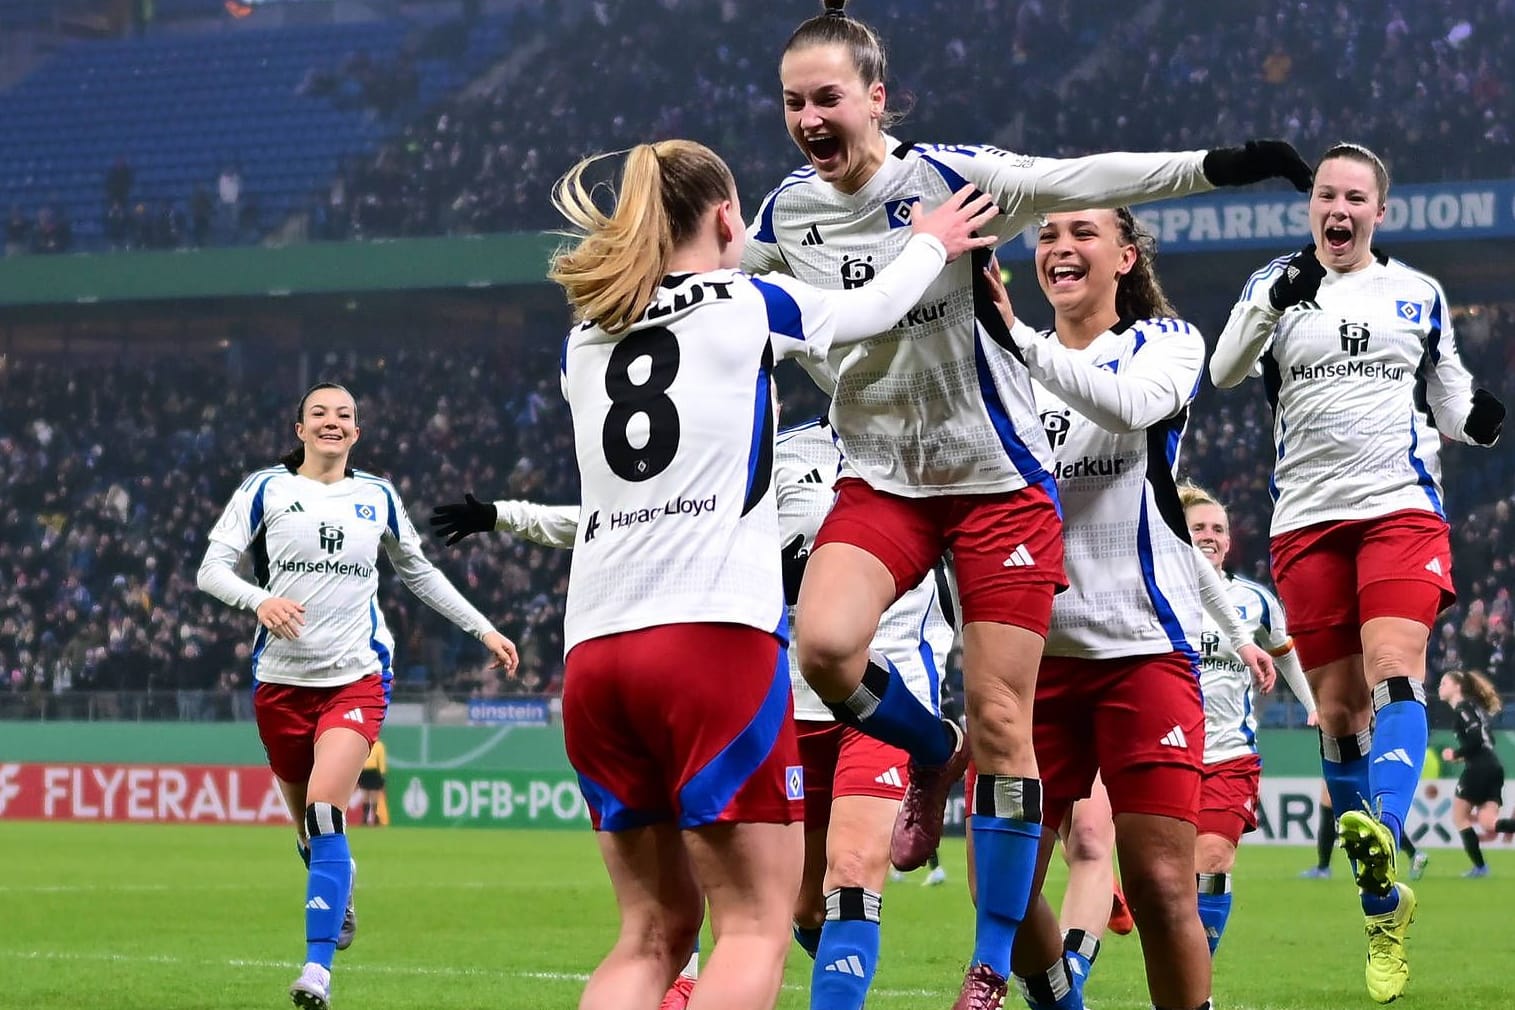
[354,502,378,522]
[883,197,920,229]
[785,765,806,800]
[1394,300,1424,324]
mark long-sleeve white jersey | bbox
[198,467,497,687]
[1198,574,1293,765]
[744,139,1214,497]
[559,237,949,651]
[775,418,954,720]
[1015,316,1206,658]
[1211,252,1490,534]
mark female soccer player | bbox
[357,736,387,826]
[746,4,1311,1000]
[1437,670,1506,877]
[982,207,1272,1010]
[435,413,954,1010]
[544,138,994,1010]
[1211,142,1505,1003]
[1183,482,1316,954]
[197,382,517,1010]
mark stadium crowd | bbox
[2,301,1513,715]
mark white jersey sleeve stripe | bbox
[753,168,816,244]
[248,473,280,534]
[1241,255,1290,302]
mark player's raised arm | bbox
[1211,247,1319,388]
[1414,277,1505,447]
[429,494,582,549]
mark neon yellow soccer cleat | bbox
[1339,809,1398,896]
[1363,882,1416,1003]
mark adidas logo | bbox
[285,501,305,514]
[1160,726,1188,748]
[800,224,824,247]
[874,767,903,788]
[824,955,866,977]
[1374,748,1414,766]
[1425,557,1444,576]
[1002,544,1035,568]
[799,468,825,484]
[306,896,331,910]
[342,708,364,724]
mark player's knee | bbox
[1064,812,1113,863]
[1314,695,1369,738]
[1194,835,1236,874]
[1363,648,1424,687]
[795,627,868,696]
[825,845,889,891]
[964,690,1031,760]
[1121,858,1193,929]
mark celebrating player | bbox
[1437,670,1506,877]
[747,3,1311,1001]
[542,138,994,1010]
[196,382,517,1010]
[1211,143,1505,1003]
[1182,482,1316,954]
[981,208,1272,1010]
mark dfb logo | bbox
[840,256,876,290]
[1339,321,1371,356]
[1200,630,1221,657]
[883,197,919,229]
[1040,409,1071,449]
[318,522,345,555]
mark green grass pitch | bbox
[1,822,1509,1009]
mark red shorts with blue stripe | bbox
[254,673,389,784]
[563,623,803,831]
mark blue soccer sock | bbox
[1196,873,1232,956]
[1062,928,1100,986]
[1016,954,1083,1010]
[1369,679,1427,850]
[793,922,823,960]
[969,775,1042,976]
[825,651,952,765]
[811,887,881,1010]
[1319,727,1372,825]
[303,803,352,970]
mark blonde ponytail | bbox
[549,140,736,334]
[1178,480,1223,513]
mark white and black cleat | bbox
[289,962,331,1010]
[336,859,357,952]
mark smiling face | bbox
[1310,156,1385,273]
[1186,502,1231,572]
[1034,209,1137,320]
[296,387,359,462]
[780,44,886,194]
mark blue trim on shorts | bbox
[577,771,665,832]
[677,648,791,829]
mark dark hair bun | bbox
[823,0,848,15]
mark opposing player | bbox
[197,382,518,1010]
[357,736,387,826]
[1437,670,1505,877]
[982,208,1273,1010]
[1211,143,1505,1003]
[748,4,1312,1000]
[1182,482,1316,954]
[543,139,995,1010]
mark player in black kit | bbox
[1437,670,1505,877]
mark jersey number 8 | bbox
[602,327,681,482]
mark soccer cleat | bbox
[952,962,1009,1010]
[1298,866,1332,880]
[1461,865,1490,879]
[289,962,331,1010]
[336,859,357,952]
[1108,883,1135,935]
[658,974,696,1010]
[889,868,907,883]
[924,865,947,887]
[1339,810,1398,897]
[1408,852,1429,881]
[1363,882,1415,1004]
[890,718,969,871]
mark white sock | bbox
[680,948,699,980]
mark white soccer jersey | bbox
[199,467,496,687]
[1198,574,1291,765]
[559,237,948,651]
[774,418,954,721]
[1016,317,1207,658]
[1213,253,1486,534]
[744,139,1213,497]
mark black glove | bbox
[429,493,497,546]
[1203,140,1313,192]
[1268,244,1326,310]
[1465,388,1506,445]
[781,534,810,606]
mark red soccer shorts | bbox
[795,719,911,831]
[1198,754,1262,845]
[1270,508,1454,668]
[1033,651,1204,830]
[562,623,802,831]
[812,477,1065,633]
[254,673,388,784]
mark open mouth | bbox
[805,135,841,164]
[319,433,344,442]
[1047,264,1086,288]
[1324,225,1352,253]
[1198,542,1219,556]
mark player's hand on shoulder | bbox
[1238,643,1276,693]
[429,493,498,545]
[256,597,306,640]
[1202,139,1313,192]
[911,185,999,262]
[481,631,519,677]
[1268,244,1325,311]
